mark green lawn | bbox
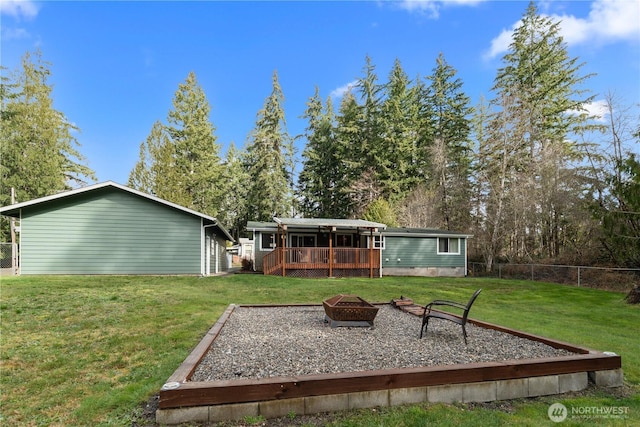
[0,274,638,426]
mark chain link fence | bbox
[1,243,18,274]
[468,262,639,292]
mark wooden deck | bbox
[263,247,380,278]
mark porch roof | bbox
[247,218,386,232]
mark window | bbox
[290,234,316,247]
[260,233,277,250]
[367,235,385,249]
[438,237,460,254]
[335,234,353,247]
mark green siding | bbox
[382,236,466,268]
[20,188,202,274]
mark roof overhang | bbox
[383,227,473,239]
[272,217,386,232]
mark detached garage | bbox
[0,181,233,275]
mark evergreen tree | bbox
[356,55,384,177]
[421,53,474,231]
[297,88,342,217]
[334,89,367,218]
[599,154,640,267]
[489,1,600,259]
[378,59,422,201]
[245,71,294,221]
[362,198,398,227]
[217,143,250,240]
[165,71,224,216]
[128,121,165,195]
[128,72,224,217]
[0,50,95,210]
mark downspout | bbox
[379,231,383,278]
[250,227,257,271]
[464,236,468,277]
[17,208,22,275]
[369,228,373,279]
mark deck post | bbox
[329,227,334,277]
[279,225,287,277]
[369,228,374,279]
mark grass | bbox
[0,274,638,426]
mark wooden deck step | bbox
[391,296,425,317]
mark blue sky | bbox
[2,0,639,185]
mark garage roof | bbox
[0,181,234,241]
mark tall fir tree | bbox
[297,87,344,217]
[218,143,250,240]
[165,71,224,216]
[356,55,384,174]
[244,71,294,221]
[128,120,165,195]
[421,53,474,231]
[378,58,422,201]
[334,89,368,218]
[0,50,95,210]
[128,72,224,217]
[488,1,599,260]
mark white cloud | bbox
[483,21,520,61]
[0,0,39,19]
[397,0,485,18]
[582,99,610,122]
[330,80,358,99]
[485,0,640,59]
[567,100,610,123]
[1,27,30,40]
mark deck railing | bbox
[263,247,380,277]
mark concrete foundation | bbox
[382,266,466,277]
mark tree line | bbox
[2,3,638,268]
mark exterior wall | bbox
[252,231,270,272]
[20,188,202,274]
[381,236,466,277]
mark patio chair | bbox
[419,289,482,344]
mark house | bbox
[247,218,386,278]
[380,227,471,277]
[246,218,471,278]
[0,181,233,275]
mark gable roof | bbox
[0,181,234,241]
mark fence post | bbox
[577,266,581,287]
[531,264,534,281]
[498,264,502,279]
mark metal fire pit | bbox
[322,294,379,328]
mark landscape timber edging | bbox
[157,303,622,422]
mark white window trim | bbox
[259,232,277,251]
[437,237,460,255]
[367,235,385,249]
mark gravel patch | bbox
[191,305,574,382]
